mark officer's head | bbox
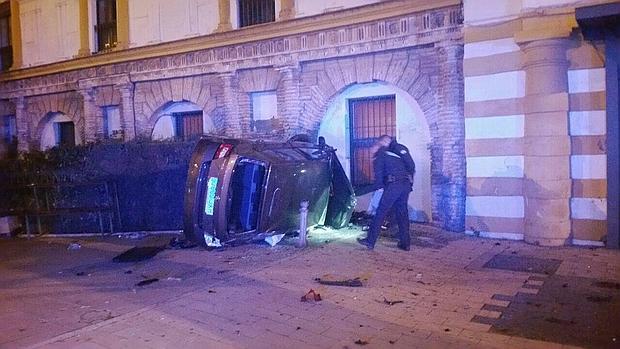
[370,135,393,157]
[377,135,393,148]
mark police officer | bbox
[358,135,415,250]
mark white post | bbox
[297,201,309,248]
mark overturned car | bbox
[184,135,356,247]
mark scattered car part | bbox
[314,277,363,287]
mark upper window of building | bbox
[0,2,12,71]
[239,0,275,28]
[95,0,117,51]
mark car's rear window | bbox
[263,148,306,161]
[297,147,330,160]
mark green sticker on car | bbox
[204,176,218,215]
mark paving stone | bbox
[1,231,619,348]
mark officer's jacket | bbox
[372,141,416,190]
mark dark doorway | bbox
[174,111,203,141]
[56,121,75,147]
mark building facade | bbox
[0,0,617,248]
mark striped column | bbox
[521,39,572,246]
[464,35,526,240]
[568,67,607,246]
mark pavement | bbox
[0,224,619,349]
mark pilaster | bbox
[77,0,90,57]
[215,0,232,33]
[437,43,466,232]
[520,38,572,246]
[279,0,296,21]
[117,83,136,140]
[79,88,100,142]
[116,0,130,49]
[11,97,29,152]
[219,72,242,136]
[275,64,301,136]
[9,0,22,69]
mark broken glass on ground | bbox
[264,233,285,247]
[168,236,197,249]
[203,233,222,248]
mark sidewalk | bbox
[0,225,618,349]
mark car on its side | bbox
[184,135,356,247]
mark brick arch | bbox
[300,48,439,139]
[94,85,122,107]
[238,67,281,92]
[133,75,221,137]
[301,46,465,232]
[29,92,84,148]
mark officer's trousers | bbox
[366,181,411,248]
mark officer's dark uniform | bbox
[362,140,415,250]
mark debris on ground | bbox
[203,233,222,248]
[264,234,285,247]
[135,278,159,287]
[354,339,369,345]
[168,237,197,249]
[112,246,166,263]
[67,242,81,250]
[301,289,322,302]
[382,297,404,306]
[115,232,147,240]
[315,277,363,287]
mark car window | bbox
[263,148,305,161]
[297,147,330,160]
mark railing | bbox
[239,0,275,28]
[18,181,119,237]
[95,22,117,51]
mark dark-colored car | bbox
[184,135,356,247]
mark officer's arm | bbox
[399,146,416,177]
[373,154,385,190]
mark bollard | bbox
[297,201,309,248]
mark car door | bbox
[258,162,293,233]
[325,154,356,229]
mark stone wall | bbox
[0,3,466,232]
